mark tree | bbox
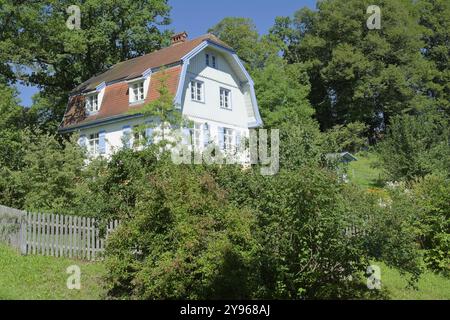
[270,0,434,138]
[129,70,184,143]
[253,57,314,128]
[0,0,172,128]
[208,17,281,70]
[417,0,450,116]
[376,113,450,181]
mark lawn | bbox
[347,152,384,189]
[1,243,449,300]
[0,244,106,300]
[376,262,450,300]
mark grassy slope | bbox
[0,244,105,300]
[378,262,450,300]
[347,152,383,189]
[347,152,450,300]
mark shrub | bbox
[412,174,450,274]
[376,113,450,181]
[104,154,260,299]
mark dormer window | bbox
[205,53,217,69]
[130,81,145,104]
[86,94,99,113]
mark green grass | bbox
[0,244,106,300]
[347,152,384,189]
[1,245,449,300]
[377,262,450,300]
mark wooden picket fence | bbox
[0,205,119,261]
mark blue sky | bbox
[17,0,317,107]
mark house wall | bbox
[77,47,254,160]
[181,48,250,129]
[78,116,249,159]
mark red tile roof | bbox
[60,34,232,131]
[61,65,182,130]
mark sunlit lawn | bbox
[0,244,105,300]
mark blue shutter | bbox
[218,127,225,150]
[79,134,87,148]
[123,125,131,148]
[182,128,191,145]
[99,130,106,154]
[203,123,209,147]
[146,127,154,145]
[235,131,241,148]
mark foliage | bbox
[0,130,87,213]
[417,0,450,116]
[129,70,184,143]
[0,0,172,127]
[270,0,436,137]
[411,174,450,273]
[376,113,450,181]
[208,17,281,70]
[209,165,421,298]
[104,152,260,299]
[253,57,314,128]
[324,121,368,153]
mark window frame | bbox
[223,128,235,153]
[192,122,202,150]
[88,132,100,155]
[130,80,145,104]
[220,87,232,110]
[85,93,99,113]
[190,79,205,103]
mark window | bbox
[86,94,99,113]
[190,80,204,102]
[206,54,217,69]
[131,81,145,103]
[223,128,235,153]
[193,123,202,149]
[220,88,232,110]
[88,133,99,155]
[133,125,147,148]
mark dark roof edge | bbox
[59,114,144,133]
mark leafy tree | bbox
[208,17,281,70]
[253,57,314,128]
[0,84,29,173]
[271,0,434,137]
[324,121,368,153]
[417,0,450,116]
[376,113,450,181]
[0,0,172,127]
[129,70,184,143]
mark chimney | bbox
[171,32,188,45]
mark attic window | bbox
[130,81,145,104]
[86,94,99,113]
[205,54,217,69]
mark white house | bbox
[59,32,263,159]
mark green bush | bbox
[412,174,450,274]
[376,113,450,182]
[104,152,259,299]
